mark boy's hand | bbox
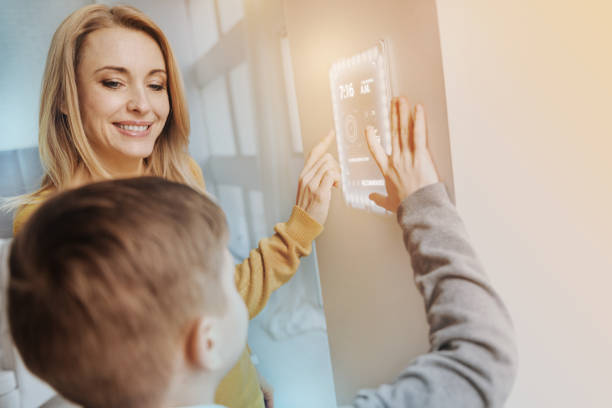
[296,130,341,225]
[366,98,439,213]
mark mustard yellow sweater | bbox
[12,159,323,408]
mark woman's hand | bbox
[366,98,439,213]
[254,368,274,408]
[258,375,274,408]
[296,130,341,225]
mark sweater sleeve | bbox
[187,156,206,191]
[12,193,50,236]
[352,182,518,408]
[13,205,34,236]
[235,205,323,319]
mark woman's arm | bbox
[189,132,340,319]
[234,205,322,319]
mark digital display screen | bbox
[329,41,392,214]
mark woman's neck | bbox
[100,154,145,179]
[70,158,145,189]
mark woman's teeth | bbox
[117,124,149,131]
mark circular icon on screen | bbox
[344,114,358,144]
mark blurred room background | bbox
[0,1,337,407]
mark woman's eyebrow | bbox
[94,66,127,74]
[93,66,166,76]
[148,69,167,76]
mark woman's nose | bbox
[126,86,151,114]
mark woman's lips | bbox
[113,122,152,137]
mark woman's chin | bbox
[101,148,155,173]
[116,143,156,161]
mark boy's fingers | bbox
[365,126,388,173]
[413,104,427,152]
[369,193,390,211]
[390,98,400,155]
[304,130,335,171]
[399,97,410,151]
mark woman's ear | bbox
[185,316,224,372]
[59,99,68,116]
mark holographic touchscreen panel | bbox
[329,41,392,214]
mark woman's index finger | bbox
[304,129,335,170]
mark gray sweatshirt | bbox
[352,183,518,408]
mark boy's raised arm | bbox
[352,182,517,408]
[351,99,517,407]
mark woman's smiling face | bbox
[76,27,170,173]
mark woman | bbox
[11,5,340,408]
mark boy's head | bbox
[8,177,248,408]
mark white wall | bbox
[435,1,612,406]
[0,0,91,151]
[283,0,454,403]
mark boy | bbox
[8,100,517,407]
[8,177,246,408]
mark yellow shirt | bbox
[12,158,323,408]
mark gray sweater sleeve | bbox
[352,183,518,408]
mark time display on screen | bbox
[339,83,355,100]
[339,78,374,100]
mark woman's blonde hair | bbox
[13,4,203,207]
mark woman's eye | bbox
[102,80,122,89]
[149,83,166,91]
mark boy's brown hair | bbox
[8,177,229,408]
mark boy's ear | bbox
[186,316,224,372]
